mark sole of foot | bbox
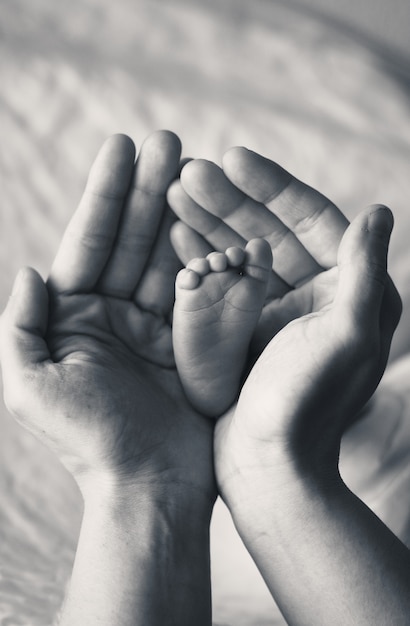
[173,238,272,417]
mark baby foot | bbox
[173,238,272,417]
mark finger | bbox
[180,159,321,287]
[97,130,182,298]
[133,207,182,317]
[168,177,289,297]
[170,221,214,265]
[167,179,246,249]
[334,205,393,328]
[49,134,136,294]
[222,147,349,269]
[0,268,51,414]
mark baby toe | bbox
[226,246,246,268]
[176,268,201,290]
[186,257,210,276]
[246,239,273,270]
[207,251,228,272]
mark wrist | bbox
[217,432,342,530]
[61,474,213,625]
[76,461,216,515]
[79,470,215,531]
[82,486,213,574]
[223,457,410,626]
[226,456,347,578]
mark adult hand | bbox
[214,205,401,506]
[1,131,214,497]
[0,132,215,625]
[211,206,408,626]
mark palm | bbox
[251,265,338,353]
[45,291,171,452]
[47,291,172,366]
[214,270,341,478]
[214,205,400,506]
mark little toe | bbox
[176,268,201,290]
[226,246,246,268]
[207,251,228,272]
[186,257,210,276]
[244,239,273,281]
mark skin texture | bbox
[213,206,410,625]
[0,132,215,626]
[173,239,272,417]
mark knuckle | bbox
[65,227,113,254]
[295,199,328,235]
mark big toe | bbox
[244,239,273,281]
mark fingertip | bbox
[1,268,51,407]
[97,135,136,171]
[222,147,284,204]
[338,205,389,261]
[105,133,135,151]
[133,131,182,195]
[142,129,182,155]
[222,146,249,170]
[367,204,394,239]
[11,267,43,297]
[335,206,394,328]
[180,159,218,192]
[6,267,48,336]
[223,145,264,169]
[88,134,136,196]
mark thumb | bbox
[334,205,393,328]
[0,268,51,411]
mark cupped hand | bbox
[0,132,215,503]
[213,206,401,507]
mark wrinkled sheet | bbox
[1,0,410,624]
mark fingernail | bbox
[368,205,393,237]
